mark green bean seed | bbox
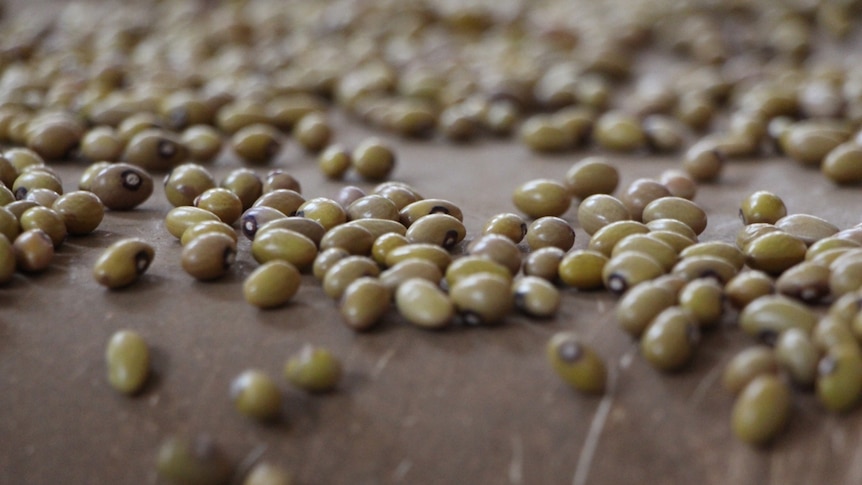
[244,260,302,309]
[546,332,606,394]
[105,329,150,395]
[93,238,154,288]
[284,344,342,393]
[230,369,282,421]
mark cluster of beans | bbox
[2,0,862,481]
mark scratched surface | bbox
[2,107,862,484]
[3,2,862,485]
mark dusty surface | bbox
[3,1,862,485]
[2,110,862,484]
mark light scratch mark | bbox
[572,365,618,485]
[371,348,396,380]
[689,362,722,407]
[393,460,412,481]
[509,434,523,484]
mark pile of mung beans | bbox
[3,0,862,481]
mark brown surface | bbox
[2,1,862,483]
[2,108,862,485]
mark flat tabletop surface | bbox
[3,2,862,485]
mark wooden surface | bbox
[2,110,862,485]
[3,2,862,485]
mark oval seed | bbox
[577,194,630,236]
[346,195,399,221]
[564,157,619,199]
[385,243,451,272]
[593,111,645,152]
[680,241,744,270]
[320,224,374,255]
[181,221,237,247]
[445,256,511,289]
[546,332,606,394]
[105,329,150,395]
[830,257,862,297]
[230,369,281,421]
[807,237,861,261]
[93,238,155,289]
[231,123,281,164]
[194,188,243,225]
[12,170,62,200]
[512,276,561,318]
[523,246,565,282]
[243,260,302,309]
[822,142,862,185]
[181,125,222,163]
[318,145,351,180]
[450,273,513,326]
[740,191,787,225]
[587,220,650,257]
[679,278,724,328]
[406,213,466,249]
[19,206,67,247]
[775,261,830,303]
[164,163,216,208]
[89,163,154,210]
[395,278,454,330]
[13,230,54,273]
[731,375,791,445]
[240,207,288,240]
[352,138,396,181]
[322,256,380,300]
[340,277,391,331]
[295,112,332,152]
[775,213,839,246]
[371,232,409,266]
[602,251,665,295]
[123,129,188,171]
[659,169,697,200]
[775,328,818,388]
[181,233,236,281]
[253,189,305,218]
[525,216,575,251]
[780,121,848,165]
[739,295,818,344]
[262,170,301,194]
[380,259,442,292]
[466,234,521,274]
[284,344,342,393]
[616,282,677,338]
[482,212,527,243]
[80,126,123,162]
[744,231,807,275]
[296,197,346,231]
[156,434,232,485]
[221,168,263,211]
[166,206,221,239]
[672,255,738,284]
[646,218,698,241]
[519,115,570,152]
[736,223,781,251]
[52,191,104,236]
[725,271,775,310]
[642,196,708,235]
[612,234,677,271]
[816,345,862,413]
[641,306,700,372]
[722,346,778,395]
[399,199,463,226]
[251,228,317,271]
[512,178,571,218]
[619,178,671,221]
